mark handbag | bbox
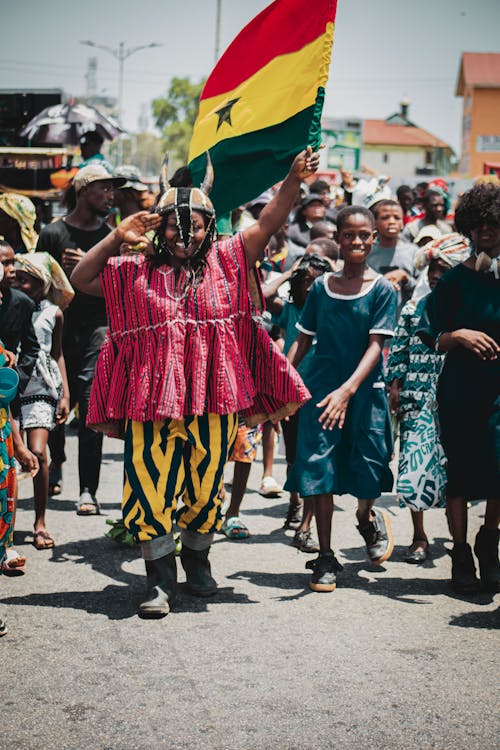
[397,400,447,510]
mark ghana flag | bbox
[188,0,337,216]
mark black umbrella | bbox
[19,102,124,145]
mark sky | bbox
[1,0,499,157]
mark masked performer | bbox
[71,148,317,618]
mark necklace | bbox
[158,266,194,302]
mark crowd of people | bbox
[0,131,498,628]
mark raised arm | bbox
[242,147,320,268]
[70,212,162,296]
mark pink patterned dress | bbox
[88,233,310,437]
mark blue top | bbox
[272,300,315,380]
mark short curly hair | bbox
[454,182,500,239]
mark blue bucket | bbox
[0,367,19,405]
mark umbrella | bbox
[19,102,124,145]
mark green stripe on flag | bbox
[189,103,317,216]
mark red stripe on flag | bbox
[201,0,337,99]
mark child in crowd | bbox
[386,235,471,563]
[265,254,332,552]
[368,200,418,310]
[286,207,397,591]
[14,253,73,550]
[220,417,262,539]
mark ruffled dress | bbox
[88,233,310,437]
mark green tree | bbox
[152,76,205,166]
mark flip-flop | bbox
[76,500,100,515]
[221,516,251,540]
[33,530,56,550]
[1,549,27,575]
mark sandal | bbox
[33,530,55,550]
[221,516,251,540]
[1,549,27,575]
[403,540,429,564]
[76,489,101,516]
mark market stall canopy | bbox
[19,102,124,146]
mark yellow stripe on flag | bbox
[189,23,334,162]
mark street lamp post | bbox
[80,40,161,162]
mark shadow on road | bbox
[227,558,497,615]
[449,607,500,629]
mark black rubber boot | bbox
[474,526,500,593]
[138,552,177,619]
[180,545,217,597]
[450,542,481,595]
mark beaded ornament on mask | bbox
[153,153,216,293]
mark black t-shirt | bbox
[36,219,110,333]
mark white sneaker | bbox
[259,476,283,497]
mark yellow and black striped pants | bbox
[122,414,238,543]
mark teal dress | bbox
[418,264,500,499]
[286,274,397,499]
[272,300,315,380]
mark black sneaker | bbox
[450,542,481,595]
[357,507,393,564]
[283,502,302,531]
[291,529,320,554]
[474,526,500,593]
[306,550,343,592]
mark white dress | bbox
[20,299,63,430]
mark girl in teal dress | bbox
[287,207,397,592]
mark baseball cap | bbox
[301,193,325,207]
[73,164,126,194]
[414,224,442,246]
[113,165,148,192]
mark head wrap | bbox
[0,192,38,252]
[15,252,74,310]
[414,233,471,271]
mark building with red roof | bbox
[456,52,500,176]
[361,101,454,178]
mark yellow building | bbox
[456,52,500,176]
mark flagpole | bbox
[214,0,222,63]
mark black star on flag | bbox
[215,98,240,131]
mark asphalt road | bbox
[2,429,499,750]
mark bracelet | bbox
[434,333,443,353]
